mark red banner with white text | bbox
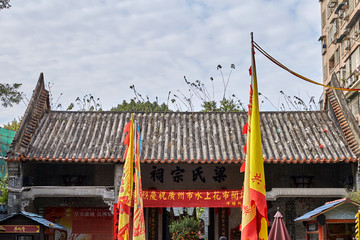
[142,189,243,208]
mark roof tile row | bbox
[8,111,357,164]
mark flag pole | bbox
[250,32,255,87]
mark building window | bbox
[327,223,355,240]
[348,92,360,117]
[292,176,313,188]
[306,223,319,240]
[328,20,338,45]
[343,39,351,55]
[324,63,328,80]
[349,0,354,14]
[339,9,349,24]
[327,0,337,18]
[354,21,360,40]
[340,68,347,86]
[322,10,326,27]
[329,55,335,73]
[350,46,360,75]
[335,48,340,66]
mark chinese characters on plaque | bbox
[218,208,229,238]
[150,166,227,184]
[0,225,40,233]
[148,208,158,240]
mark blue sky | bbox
[0,0,322,125]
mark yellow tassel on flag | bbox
[132,122,146,240]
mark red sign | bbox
[142,189,243,208]
[0,225,40,233]
[46,207,113,240]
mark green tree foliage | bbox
[112,84,172,112]
[0,83,22,107]
[67,94,102,111]
[349,190,360,203]
[3,118,21,131]
[201,98,243,112]
[169,215,201,240]
[0,0,10,10]
[111,99,171,112]
[0,174,8,204]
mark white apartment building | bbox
[320,0,360,117]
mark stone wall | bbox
[7,161,22,214]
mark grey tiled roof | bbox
[8,110,357,163]
[295,198,360,221]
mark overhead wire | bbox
[252,41,360,92]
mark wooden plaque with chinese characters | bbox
[0,225,40,233]
[218,208,229,238]
[148,208,158,240]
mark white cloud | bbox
[0,0,322,125]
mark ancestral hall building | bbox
[6,74,360,240]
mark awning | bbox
[295,198,360,222]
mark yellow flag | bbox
[241,35,268,240]
[118,117,135,240]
